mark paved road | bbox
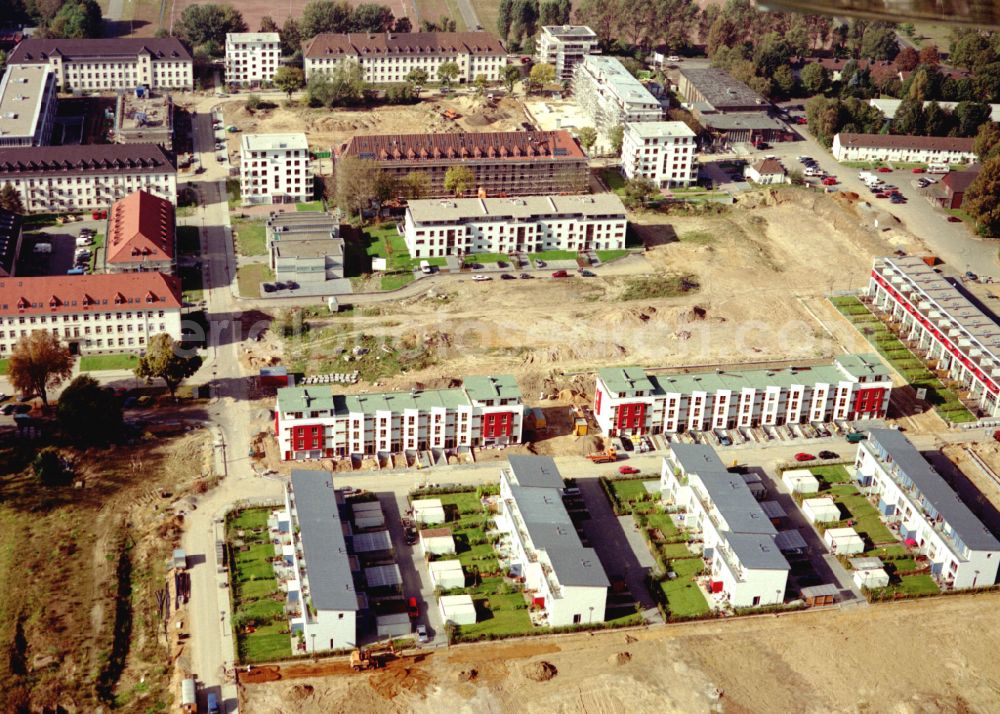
[455,0,481,31]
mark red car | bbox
[794,452,816,462]
[875,192,889,198]
[551,270,569,278]
[618,465,640,475]
[877,167,892,173]
[947,216,962,222]
[408,597,419,620]
[912,167,926,173]
[795,116,808,125]
[91,209,107,219]
[821,177,838,186]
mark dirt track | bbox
[242,591,1000,713]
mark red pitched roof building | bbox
[104,190,176,273]
[0,272,182,356]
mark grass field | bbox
[415,0,468,29]
[463,252,508,264]
[0,359,7,375]
[364,223,444,272]
[79,354,139,372]
[530,250,578,262]
[88,234,105,273]
[234,220,267,256]
[237,264,274,298]
[620,274,699,301]
[381,272,416,291]
[296,201,324,212]
[814,464,896,546]
[600,169,627,194]
[661,557,709,618]
[227,508,290,663]
[882,574,940,597]
[469,0,498,33]
[597,249,629,262]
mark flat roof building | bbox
[676,67,767,114]
[621,121,697,188]
[0,65,57,147]
[240,133,311,206]
[538,25,600,80]
[114,91,173,149]
[594,354,892,436]
[856,429,1000,589]
[266,211,344,287]
[340,130,588,198]
[403,193,627,258]
[225,32,281,87]
[573,56,662,134]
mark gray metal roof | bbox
[350,529,393,553]
[507,455,564,489]
[849,556,884,570]
[290,470,359,612]
[867,429,1000,551]
[774,529,808,552]
[363,563,402,588]
[678,67,766,110]
[726,532,790,570]
[669,443,727,476]
[700,472,777,536]
[0,65,53,140]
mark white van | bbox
[419,260,433,274]
[927,163,949,174]
[33,242,52,254]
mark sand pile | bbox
[609,651,632,665]
[523,661,558,682]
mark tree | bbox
[608,124,625,155]
[975,63,1000,103]
[57,375,122,445]
[280,17,302,56]
[859,24,899,61]
[399,171,430,200]
[406,67,429,96]
[306,61,365,106]
[955,101,991,138]
[772,65,796,99]
[621,177,657,208]
[259,15,278,33]
[392,16,411,32]
[949,30,994,71]
[33,448,69,487]
[497,0,514,40]
[800,62,830,95]
[443,166,475,196]
[964,156,1000,238]
[895,46,919,72]
[46,0,102,38]
[175,4,247,54]
[918,44,940,67]
[529,62,555,90]
[892,97,925,135]
[577,126,597,154]
[245,93,264,111]
[300,0,353,39]
[437,61,460,86]
[904,65,942,102]
[539,0,560,26]
[509,0,538,43]
[752,32,791,77]
[8,331,73,407]
[335,156,381,220]
[474,73,488,96]
[274,66,305,99]
[350,3,394,32]
[973,121,1000,162]
[922,101,952,137]
[135,333,203,398]
[0,182,24,213]
[502,65,520,94]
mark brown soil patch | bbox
[522,661,558,682]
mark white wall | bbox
[305,609,356,651]
[546,585,607,626]
[713,553,786,607]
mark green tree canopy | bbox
[964,156,1000,238]
[175,4,247,55]
[57,375,122,445]
[135,333,203,398]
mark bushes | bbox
[448,612,645,645]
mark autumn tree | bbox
[0,182,24,213]
[8,331,73,407]
[437,61,460,86]
[443,166,475,196]
[174,3,247,55]
[577,127,597,154]
[274,66,305,99]
[964,156,1000,238]
[800,63,830,95]
[974,121,1000,162]
[135,334,202,398]
[502,65,521,94]
[399,172,430,200]
[895,46,919,72]
[335,156,382,221]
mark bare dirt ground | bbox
[942,441,1000,512]
[241,590,1000,713]
[221,95,531,154]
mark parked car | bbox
[207,693,220,714]
[404,526,417,545]
[0,393,8,402]
[818,450,839,460]
[519,273,533,279]
[500,273,516,280]
[415,624,429,643]
[618,465,640,475]
[91,209,107,219]
[795,116,808,124]
[472,274,492,281]
[877,166,892,173]
[821,177,837,186]
[965,271,979,281]
[579,269,596,277]
[947,216,962,222]
[794,452,816,462]
[1,404,15,415]
[551,270,569,278]
[534,259,546,267]
[911,167,926,173]
[408,596,419,620]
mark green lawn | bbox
[608,477,652,505]
[88,234,104,273]
[886,574,940,597]
[79,353,139,372]
[458,593,532,637]
[364,223,422,272]
[234,220,267,256]
[0,359,7,375]
[596,249,628,263]
[380,272,415,291]
[661,558,709,618]
[809,464,853,484]
[179,265,204,303]
[176,226,201,254]
[237,264,274,298]
[599,168,626,194]
[464,252,508,264]
[678,231,716,245]
[530,250,578,262]
[296,201,324,212]
[226,178,242,209]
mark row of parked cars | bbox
[667,420,863,449]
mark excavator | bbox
[350,641,397,671]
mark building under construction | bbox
[114,89,173,149]
[339,130,589,198]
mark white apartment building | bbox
[0,144,176,214]
[0,272,182,356]
[832,132,977,165]
[869,255,1000,418]
[594,354,892,437]
[621,121,697,188]
[498,456,609,626]
[660,444,789,607]
[855,429,1000,590]
[303,32,506,84]
[240,133,311,206]
[402,194,627,258]
[0,65,58,148]
[538,25,600,80]
[573,55,662,133]
[278,471,360,653]
[225,32,281,87]
[276,374,524,460]
[7,38,193,92]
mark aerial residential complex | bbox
[498,456,609,626]
[675,66,784,146]
[855,429,1000,590]
[113,91,174,149]
[240,133,312,206]
[7,38,193,91]
[0,65,58,148]
[225,32,281,86]
[266,211,344,287]
[303,32,507,84]
[869,255,1000,418]
[620,121,698,188]
[0,144,176,213]
[402,194,627,258]
[537,25,601,80]
[661,444,789,608]
[0,272,183,355]
[593,354,892,436]
[103,189,176,274]
[832,133,977,165]
[279,471,361,652]
[340,130,589,198]
[275,375,524,460]
[572,55,662,132]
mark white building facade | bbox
[621,121,697,188]
[7,38,193,91]
[573,55,662,132]
[225,32,281,87]
[276,374,525,460]
[402,194,627,258]
[499,456,609,626]
[0,65,58,148]
[303,32,506,84]
[594,354,892,437]
[660,444,789,607]
[240,133,311,206]
[869,255,1000,418]
[0,272,182,356]
[0,144,176,213]
[832,132,976,165]
[538,25,601,80]
[854,430,1000,590]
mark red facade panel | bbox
[482,411,515,438]
[616,402,646,432]
[291,424,323,451]
[852,387,885,416]
[594,387,602,414]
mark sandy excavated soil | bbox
[942,440,1000,512]
[241,591,1000,714]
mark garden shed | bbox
[782,469,819,494]
[428,559,466,590]
[824,527,865,555]
[412,498,447,525]
[800,583,838,607]
[801,497,840,524]
[853,567,890,590]
[439,594,477,626]
[420,527,456,556]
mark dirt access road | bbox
[242,590,1000,713]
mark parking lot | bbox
[16,217,106,277]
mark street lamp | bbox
[588,606,594,624]
[311,633,317,658]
